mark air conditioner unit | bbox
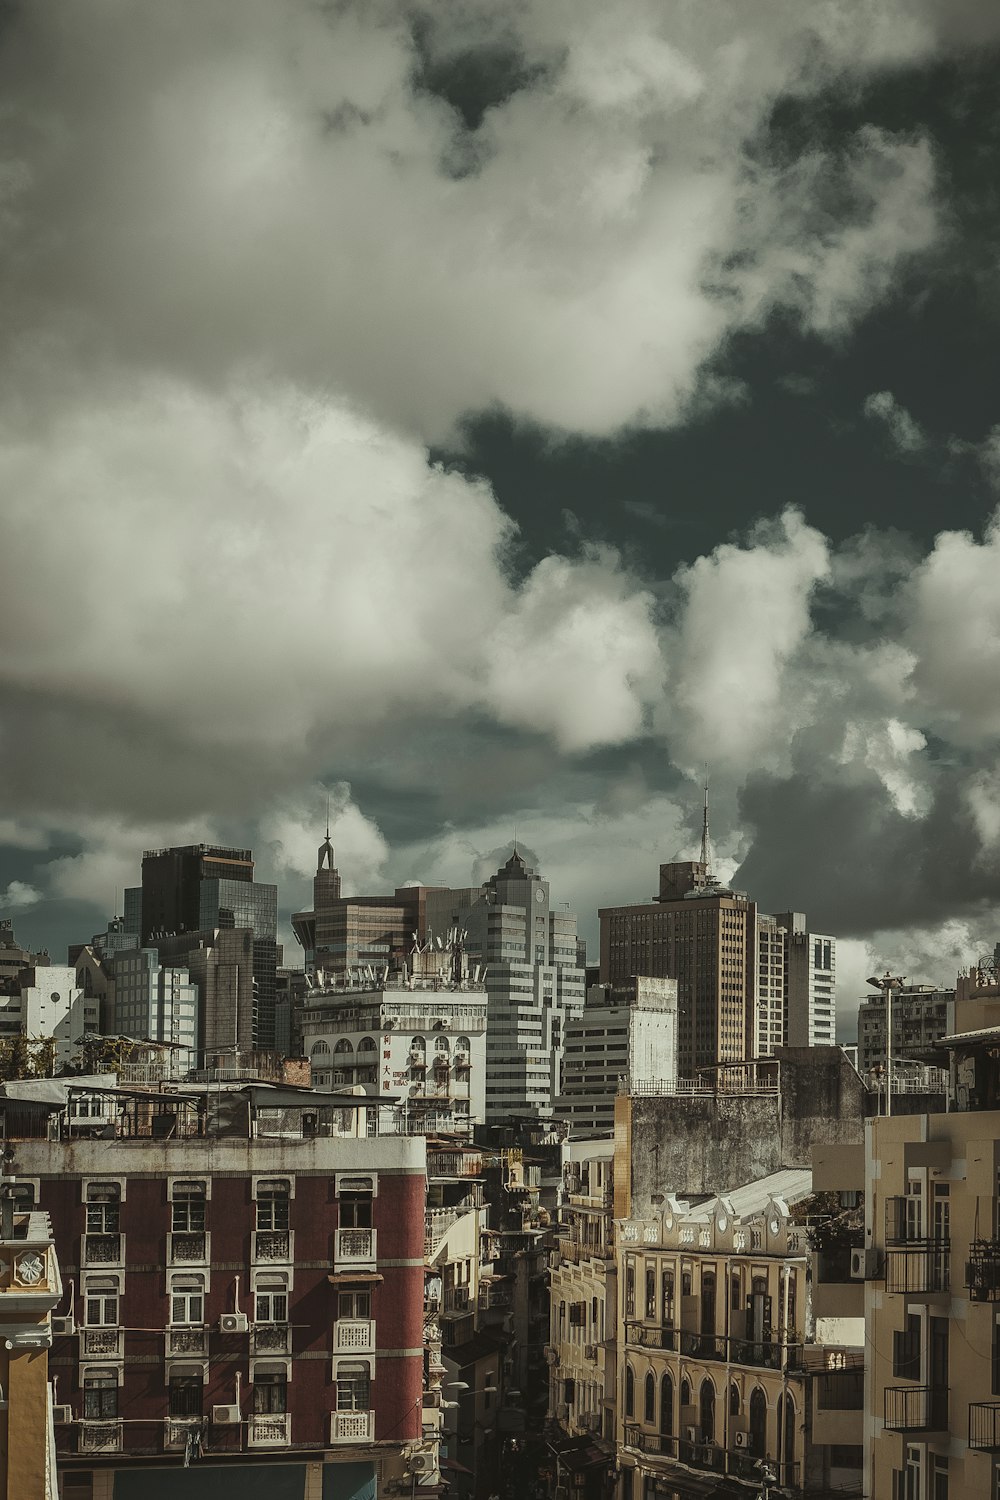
[850,1248,881,1280]
[212,1404,241,1425]
[409,1453,434,1475]
[219,1312,249,1333]
[52,1405,73,1425]
[51,1316,75,1337]
[734,1431,747,1449]
[685,1426,698,1444]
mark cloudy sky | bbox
[3,1,1000,1031]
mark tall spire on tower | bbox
[700,774,715,875]
[317,788,337,873]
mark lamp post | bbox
[867,972,906,1117]
[755,1460,777,1500]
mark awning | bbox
[440,1458,474,1476]
[327,1271,384,1284]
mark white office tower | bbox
[112,949,199,1073]
[301,936,487,1134]
[428,850,586,1123]
[555,975,678,1136]
[774,913,837,1047]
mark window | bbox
[253,1371,287,1414]
[680,1378,690,1408]
[660,1373,673,1435]
[84,1277,119,1327]
[255,1274,288,1324]
[339,1185,373,1230]
[644,1373,655,1423]
[86,1184,120,1234]
[256,1180,290,1232]
[83,1368,118,1420]
[893,1315,922,1380]
[624,1364,634,1418]
[171,1275,205,1325]
[662,1269,675,1327]
[169,1374,203,1419]
[338,1289,371,1320]
[171,1181,206,1234]
[336,1359,371,1411]
[645,1267,656,1320]
[625,1260,636,1318]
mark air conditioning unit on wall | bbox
[219,1312,249,1333]
[734,1431,747,1449]
[212,1404,241,1425]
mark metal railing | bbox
[334,1227,376,1264]
[967,1240,1000,1302]
[330,1410,375,1443]
[252,1323,291,1354]
[169,1232,208,1264]
[79,1420,122,1453]
[969,1402,1000,1451]
[252,1230,291,1262]
[83,1233,123,1266]
[885,1248,950,1295]
[884,1385,948,1433]
[167,1327,207,1356]
[248,1413,290,1446]
[81,1328,122,1358]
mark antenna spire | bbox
[326,789,331,842]
[700,773,715,875]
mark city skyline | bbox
[3,6,1000,1028]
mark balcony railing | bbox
[253,1230,291,1262]
[885,1198,950,1249]
[625,1427,678,1458]
[79,1420,123,1453]
[970,1402,1000,1451]
[164,1418,199,1450]
[626,1323,676,1351]
[167,1326,207,1357]
[81,1327,122,1358]
[248,1413,291,1447]
[330,1409,375,1443]
[967,1240,1000,1302]
[83,1233,123,1266]
[169,1232,208,1264]
[885,1247,950,1295]
[252,1323,291,1354]
[334,1318,375,1351]
[884,1385,949,1433]
[334,1227,376,1265]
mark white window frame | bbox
[169,1273,206,1326]
[81,1176,126,1204]
[254,1272,290,1324]
[334,1173,378,1198]
[83,1274,122,1327]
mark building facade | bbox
[8,1094,432,1500]
[0,965,96,1070]
[555,977,678,1137]
[111,949,199,1073]
[857,982,955,1076]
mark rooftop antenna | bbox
[700,772,715,875]
[326,789,331,843]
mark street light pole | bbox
[867,972,906,1117]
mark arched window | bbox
[782,1393,795,1471]
[333,1038,353,1054]
[624,1364,635,1418]
[749,1387,767,1457]
[699,1379,715,1443]
[455,1035,471,1055]
[729,1382,740,1418]
[644,1372,655,1423]
[680,1377,690,1408]
[434,1034,450,1055]
[357,1037,377,1053]
[310,1039,331,1057]
[659,1372,673,1435]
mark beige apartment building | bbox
[548,1142,616,1444]
[864,954,1000,1500]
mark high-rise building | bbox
[856,981,954,1075]
[600,795,836,1076]
[111,949,199,1072]
[127,844,279,1051]
[555,975,678,1137]
[429,850,586,1123]
[0,965,98,1069]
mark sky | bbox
[3,1,1000,1035]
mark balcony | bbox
[625,1323,676,1351]
[252,1230,292,1263]
[252,1322,291,1354]
[680,1332,726,1361]
[248,1413,291,1447]
[885,1247,950,1296]
[970,1402,1000,1451]
[81,1327,122,1358]
[624,1427,677,1458]
[168,1232,208,1265]
[334,1227,376,1266]
[164,1418,200,1450]
[334,1318,375,1351]
[330,1409,375,1443]
[83,1233,123,1267]
[884,1385,949,1434]
[167,1326,207,1357]
[967,1240,1000,1302]
[79,1420,123,1453]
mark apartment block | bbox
[857,982,955,1076]
[555,976,678,1137]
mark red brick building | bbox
[7,1086,432,1500]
